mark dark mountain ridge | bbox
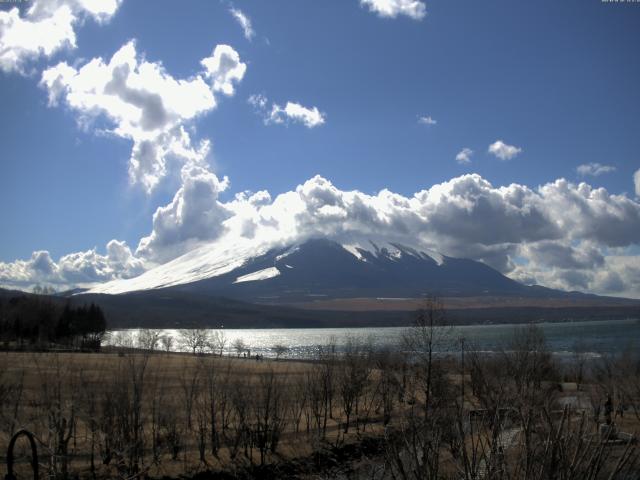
[165,239,602,303]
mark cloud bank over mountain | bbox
[1,1,638,300]
[3,172,640,298]
[0,240,143,288]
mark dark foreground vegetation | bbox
[1,299,639,479]
[0,293,106,351]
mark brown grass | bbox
[0,350,385,479]
[1,345,639,480]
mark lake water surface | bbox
[109,318,640,360]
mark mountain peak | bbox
[86,237,529,301]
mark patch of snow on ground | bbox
[275,246,299,262]
[234,267,280,284]
[422,249,444,265]
[342,244,365,260]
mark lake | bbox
[108,318,640,360]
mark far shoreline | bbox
[107,315,640,331]
[103,318,640,360]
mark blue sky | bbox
[1,0,639,297]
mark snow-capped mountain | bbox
[87,238,529,301]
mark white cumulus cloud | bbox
[136,164,232,263]
[40,41,245,193]
[269,102,325,128]
[0,0,122,74]
[4,172,640,298]
[510,250,640,298]
[0,240,144,289]
[249,94,325,128]
[634,168,640,197]
[360,0,426,20]
[455,148,473,164]
[576,162,616,177]
[201,44,247,96]
[418,115,436,125]
[221,175,639,269]
[488,140,522,160]
[91,173,640,297]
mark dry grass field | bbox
[1,321,639,479]
[0,349,396,479]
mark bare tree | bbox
[200,356,221,456]
[337,337,370,432]
[272,344,289,360]
[208,330,227,356]
[384,298,456,480]
[33,354,79,479]
[373,348,401,426]
[147,368,169,465]
[137,329,162,351]
[232,338,247,357]
[227,376,251,460]
[0,355,25,438]
[306,366,327,439]
[305,347,337,441]
[160,334,174,353]
[124,352,150,476]
[78,361,102,478]
[98,353,151,478]
[178,329,211,355]
[112,331,134,351]
[179,358,202,430]
[616,348,640,421]
[571,339,590,388]
[502,324,556,407]
[289,372,308,434]
[250,368,288,465]
[404,296,451,416]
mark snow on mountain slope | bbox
[342,240,444,265]
[87,240,456,294]
[87,239,272,294]
[234,267,280,284]
[342,244,366,261]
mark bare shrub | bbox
[179,329,211,355]
[32,354,79,478]
[272,344,289,360]
[137,329,162,351]
[250,368,288,465]
[232,338,247,357]
[337,337,371,433]
[209,330,227,356]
